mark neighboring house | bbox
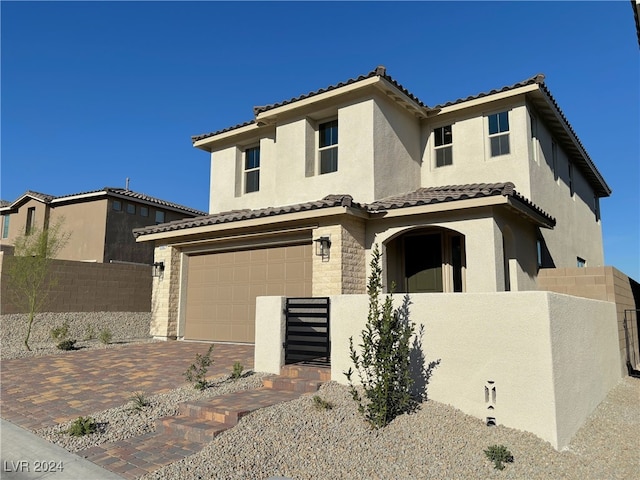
[134,66,610,344]
[1,187,207,265]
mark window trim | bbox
[487,110,511,158]
[433,124,453,168]
[244,145,260,194]
[318,118,338,174]
[25,207,35,235]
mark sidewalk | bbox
[1,418,124,479]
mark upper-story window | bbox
[577,257,586,268]
[126,203,136,214]
[140,206,149,217]
[568,162,574,197]
[155,211,165,224]
[529,112,538,164]
[434,125,453,167]
[319,120,338,174]
[2,214,10,238]
[113,200,122,211]
[488,111,510,157]
[552,141,558,181]
[244,146,260,193]
[25,207,35,235]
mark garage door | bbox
[184,243,312,342]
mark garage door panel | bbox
[184,243,312,342]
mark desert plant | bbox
[83,324,96,341]
[4,220,70,351]
[50,320,70,342]
[99,328,113,345]
[56,339,77,351]
[231,361,244,379]
[484,444,514,470]
[344,244,417,428]
[67,416,96,437]
[312,395,333,410]
[128,391,149,412]
[184,344,215,390]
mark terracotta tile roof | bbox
[2,188,206,217]
[191,66,426,144]
[134,182,554,239]
[368,182,555,226]
[432,74,546,109]
[133,194,358,238]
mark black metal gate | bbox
[283,297,330,365]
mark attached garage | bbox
[183,243,312,343]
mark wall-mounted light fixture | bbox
[152,261,165,277]
[314,235,331,262]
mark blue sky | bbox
[2,1,638,279]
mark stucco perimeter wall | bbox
[254,291,619,450]
[538,266,640,374]
[0,254,151,314]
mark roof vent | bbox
[375,65,387,76]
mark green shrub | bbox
[128,391,149,412]
[484,444,514,470]
[99,328,113,345]
[184,344,215,390]
[50,321,70,342]
[345,244,417,428]
[312,395,333,410]
[83,324,96,341]
[56,339,77,351]
[67,416,96,437]
[231,361,244,379]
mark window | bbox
[319,120,338,174]
[126,203,136,214]
[113,200,122,211]
[155,211,165,224]
[434,125,453,167]
[140,206,149,217]
[244,146,260,193]
[577,257,586,268]
[594,195,600,221]
[488,111,510,157]
[25,207,35,235]
[2,214,9,238]
[536,239,543,269]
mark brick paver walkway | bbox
[0,341,254,430]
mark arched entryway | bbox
[384,227,466,293]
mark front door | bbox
[404,234,443,293]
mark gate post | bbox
[254,296,287,375]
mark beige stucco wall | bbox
[527,107,604,269]
[49,200,108,262]
[1,198,50,246]
[538,266,640,375]
[254,291,620,450]
[421,99,532,198]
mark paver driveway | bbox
[0,342,254,430]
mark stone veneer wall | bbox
[340,216,366,294]
[0,253,151,314]
[150,245,181,339]
[537,266,640,374]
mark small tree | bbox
[5,220,69,351]
[345,244,417,428]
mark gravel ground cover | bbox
[3,313,637,479]
[0,312,153,359]
[140,377,639,480]
[34,373,268,452]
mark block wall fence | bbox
[537,266,640,374]
[0,253,152,314]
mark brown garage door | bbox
[184,243,312,342]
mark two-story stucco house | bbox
[1,187,207,265]
[135,66,610,345]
